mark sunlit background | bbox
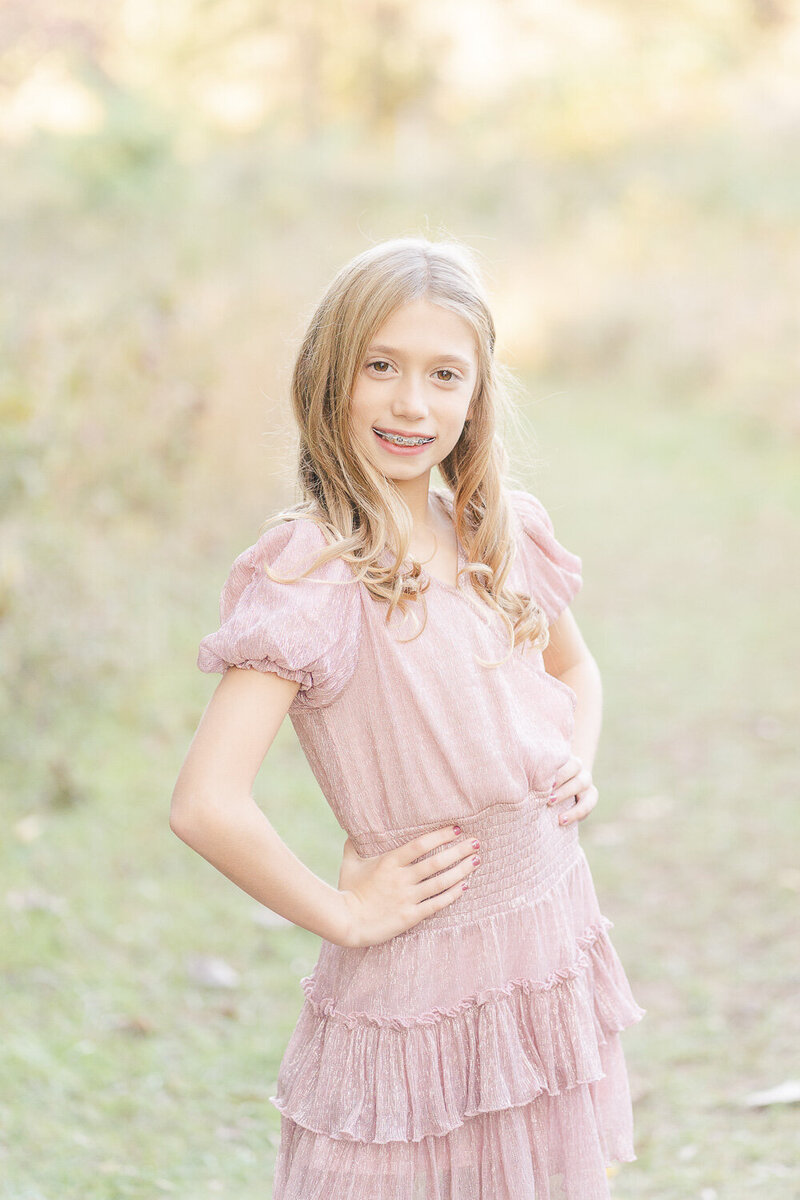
[2,2,799,1196]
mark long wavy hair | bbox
[259,236,550,666]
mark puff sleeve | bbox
[197,518,362,714]
[508,489,583,624]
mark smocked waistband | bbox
[349,788,581,933]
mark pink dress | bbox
[197,487,646,1200]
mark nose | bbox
[393,373,430,420]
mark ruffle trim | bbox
[273,1042,637,1199]
[196,517,362,713]
[270,920,646,1144]
[213,657,313,691]
[300,918,613,1030]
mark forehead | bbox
[367,297,478,364]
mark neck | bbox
[392,477,436,530]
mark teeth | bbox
[375,429,434,447]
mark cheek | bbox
[350,376,379,417]
[349,384,385,448]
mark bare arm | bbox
[542,607,603,824]
[170,667,352,946]
[542,606,602,770]
[171,667,481,947]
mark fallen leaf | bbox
[186,955,240,988]
[742,1080,800,1107]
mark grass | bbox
[2,382,798,1197]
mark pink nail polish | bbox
[453,826,461,835]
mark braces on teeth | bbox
[375,430,434,446]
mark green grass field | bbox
[3,378,797,1197]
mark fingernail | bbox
[453,826,462,835]
[559,814,568,824]
[462,881,470,890]
[472,855,481,865]
[471,840,480,850]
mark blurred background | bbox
[1,1,799,1196]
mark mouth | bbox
[372,427,436,447]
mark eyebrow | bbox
[366,344,474,369]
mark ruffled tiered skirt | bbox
[270,789,646,1199]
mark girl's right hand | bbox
[336,825,481,948]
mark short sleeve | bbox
[197,517,362,714]
[508,489,583,624]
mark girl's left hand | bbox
[547,754,598,825]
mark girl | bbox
[171,236,646,1199]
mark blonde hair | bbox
[259,236,550,665]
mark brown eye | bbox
[368,360,391,373]
[436,369,457,382]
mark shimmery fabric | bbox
[197,488,646,1199]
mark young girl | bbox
[171,236,646,1199]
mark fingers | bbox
[547,756,600,825]
[414,846,480,900]
[548,756,591,806]
[557,785,599,825]
[406,834,480,883]
[416,866,478,918]
[395,825,482,908]
[395,824,474,869]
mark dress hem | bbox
[269,918,646,1145]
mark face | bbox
[350,296,479,486]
